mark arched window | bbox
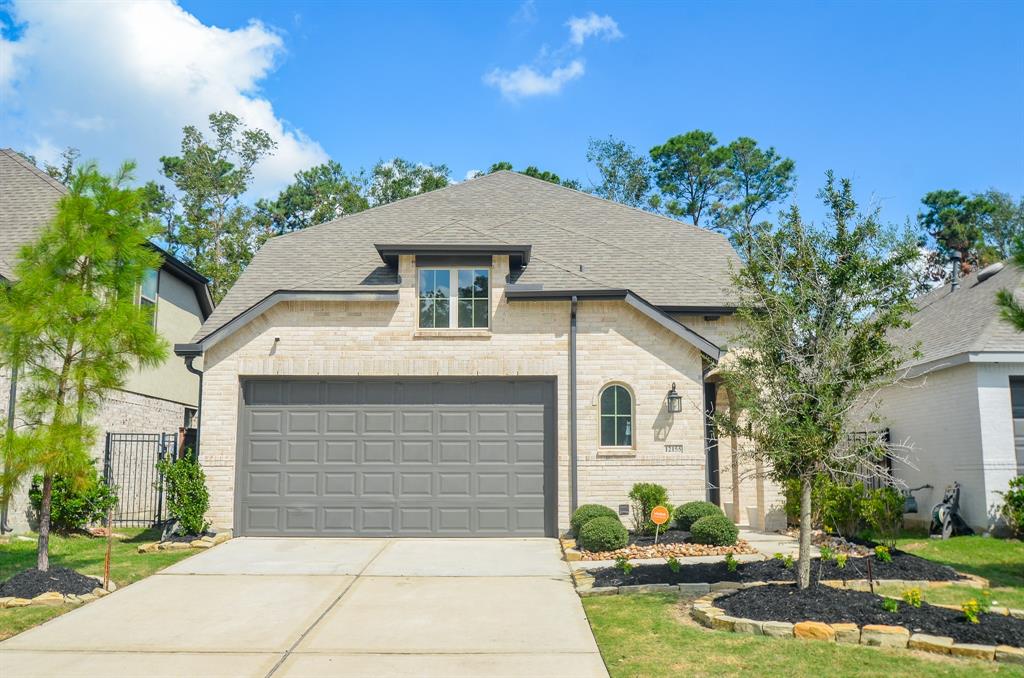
[600,384,633,447]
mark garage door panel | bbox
[237,379,554,537]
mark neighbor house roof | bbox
[892,260,1024,374]
[193,170,741,344]
[0,148,214,318]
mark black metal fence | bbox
[102,432,177,527]
[847,428,893,489]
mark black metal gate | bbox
[103,432,177,527]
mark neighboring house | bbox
[883,261,1024,532]
[176,170,780,537]
[0,148,214,532]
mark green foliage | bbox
[962,598,981,624]
[156,454,210,536]
[586,136,653,208]
[773,552,784,561]
[917,189,995,277]
[835,553,848,570]
[674,501,724,531]
[614,556,634,575]
[649,130,728,227]
[369,157,449,206]
[902,588,922,608]
[628,483,670,535]
[570,504,620,535]
[862,487,904,549]
[997,475,1024,538]
[818,546,835,562]
[577,516,629,553]
[254,161,368,234]
[820,481,865,539]
[978,589,992,614]
[881,598,899,613]
[783,554,795,569]
[0,161,167,571]
[154,112,276,302]
[28,464,116,534]
[689,514,739,546]
[874,545,892,563]
[666,556,681,573]
[724,553,738,572]
[485,161,580,190]
[717,173,919,589]
[713,137,796,248]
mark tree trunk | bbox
[797,476,812,589]
[728,390,740,523]
[37,474,52,572]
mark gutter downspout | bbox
[1,365,16,533]
[183,356,203,459]
[569,296,579,515]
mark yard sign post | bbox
[651,505,670,545]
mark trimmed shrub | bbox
[862,486,904,549]
[570,504,620,535]
[156,452,210,536]
[998,476,1024,538]
[674,501,724,531]
[628,482,671,535]
[689,514,739,546]
[577,516,629,552]
[29,463,117,534]
[820,481,865,539]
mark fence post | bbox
[102,431,112,487]
[156,432,168,526]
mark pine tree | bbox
[0,162,167,571]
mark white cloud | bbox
[483,60,585,101]
[566,13,622,47]
[0,0,327,198]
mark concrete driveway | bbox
[0,538,608,678]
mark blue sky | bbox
[3,0,1022,228]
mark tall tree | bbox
[585,136,653,208]
[713,137,796,248]
[720,174,918,589]
[42,147,81,186]
[0,162,167,571]
[157,111,276,301]
[979,190,1024,260]
[649,130,728,226]
[486,161,581,190]
[369,158,449,206]
[917,189,992,280]
[254,161,369,234]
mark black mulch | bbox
[626,529,690,547]
[0,567,99,598]
[589,551,962,587]
[717,584,1024,647]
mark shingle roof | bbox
[195,170,741,341]
[892,261,1024,369]
[0,148,214,317]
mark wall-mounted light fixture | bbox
[667,383,682,414]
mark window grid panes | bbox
[418,267,488,329]
[600,385,633,447]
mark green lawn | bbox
[583,593,1024,678]
[0,528,200,640]
[894,534,1024,590]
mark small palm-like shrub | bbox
[674,500,724,531]
[570,503,620,535]
[689,514,739,546]
[578,516,629,552]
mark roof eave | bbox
[374,243,532,268]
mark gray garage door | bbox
[236,378,556,537]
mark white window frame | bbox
[137,268,159,328]
[417,267,491,330]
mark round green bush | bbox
[689,514,739,546]
[577,516,629,552]
[675,500,724,531]
[570,504,620,535]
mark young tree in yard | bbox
[649,130,729,226]
[713,137,796,249]
[585,136,653,209]
[0,162,167,571]
[719,173,919,589]
[156,111,276,301]
[254,161,369,234]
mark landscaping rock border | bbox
[688,588,1024,665]
[137,531,231,554]
[559,535,759,561]
[0,578,115,609]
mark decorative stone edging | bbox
[689,588,1024,665]
[558,536,758,562]
[0,578,117,609]
[137,531,231,554]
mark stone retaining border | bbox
[136,531,232,553]
[688,588,1024,666]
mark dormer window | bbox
[418,267,489,329]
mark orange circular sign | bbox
[650,505,670,526]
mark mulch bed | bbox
[589,551,962,587]
[717,584,1024,647]
[581,530,760,561]
[0,567,99,598]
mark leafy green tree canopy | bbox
[649,129,729,226]
[713,137,796,245]
[0,161,167,570]
[585,136,653,208]
[255,161,369,234]
[486,161,581,190]
[917,189,992,275]
[369,157,449,206]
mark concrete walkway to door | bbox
[0,538,608,678]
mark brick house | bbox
[176,171,780,537]
[0,148,213,532]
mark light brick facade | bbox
[200,255,715,532]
